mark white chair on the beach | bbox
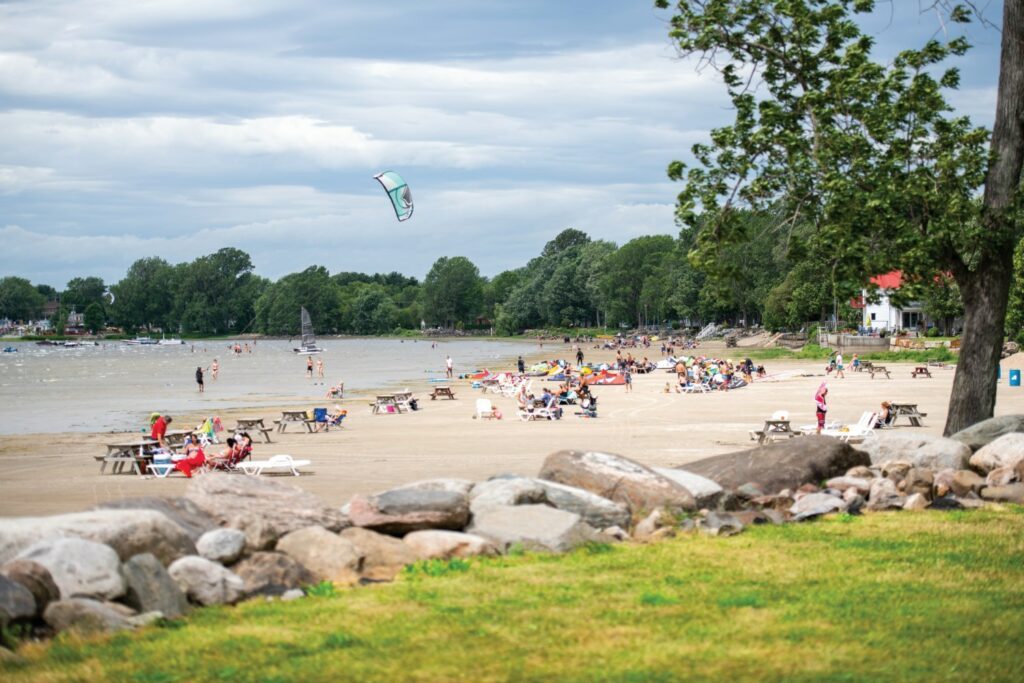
[238,454,311,476]
[819,411,878,443]
[476,398,497,419]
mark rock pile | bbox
[2,414,1022,649]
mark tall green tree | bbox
[175,248,264,334]
[83,302,105,334]
[422,256,484,327]
[62,276,106,312]
[658,0,1018,433]
[0,277,46,321]
[112,257,175,332]
[255,266,341,335]
[599,235,675,327]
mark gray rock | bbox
[184,474,350,552]
[699,512,744,537]
[96,497,216,542]
[531,479,631,529]
[167,556,244,606]
[349,488,470,536]
[232,552,316,596]
[949,470,986,497]
[633,509,672,541]
[538,450,695,513]
[196,528,247,565]
[281,588,305,602]
[790,493,846,521]
[469,477,548,514]
[980,483,1024,504]
[0,510,196,566]
[985,466,1018,488]
[950,415,1024,451]
[339,528,419,580]
[881,461,913,481]
[969,433,1024,473]
[903,493,929,511]
[0,559,59,616]
[43,598,133,635]
[653,468,724,509]
[401,530,500,560]
[122,553,189,619]
[386,478,476,496]
[601,526,630,541]
[858,433,970,470]
[16,538,125,600]
[845,466,874,478]
[825,476,872,494]
[0,574,35,625]
[275,526,362,585]
[901,468,934,498]
[467,505,604,553]
[682,436,869,494]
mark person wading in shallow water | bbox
[195,366,206,393]
[306,355,314,379]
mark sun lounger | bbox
[238,454,311,476]
[818,411,878,443]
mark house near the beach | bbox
[854,271,927,332]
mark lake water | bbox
[0,338,538,435]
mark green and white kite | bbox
[373,170,414,221]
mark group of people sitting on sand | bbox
[148,413,253,478]
[662,356,767,392]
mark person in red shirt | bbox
[150,415,172,449]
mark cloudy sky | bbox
[0,1,1004,289]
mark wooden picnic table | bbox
[372,395,404,414]
[890,402,927,427]
[276,410,314,433]
[99,439,156,475]
[430,386,456,400]
[869,365,891,379]
[234,417,274,443]
[163,430,193,449]
[750,419,798,446]
[393,391,414,410]
[911,366,933,378]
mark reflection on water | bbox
[0,338,537,434]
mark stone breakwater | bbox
[2,414,1023,650]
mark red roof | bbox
[870,271,903,290]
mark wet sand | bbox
[3,345,1020,516]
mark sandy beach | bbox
[4,342,1023,517]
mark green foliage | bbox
[0,276,46,321]
[422,256,484,327]
[83,302,105,334]
[404,557,472,578]
[303,580,338,598]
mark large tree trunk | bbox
[946,257,1013,434]
[944,0,1024,435]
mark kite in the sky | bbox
[374,171,414,221]
[104,289,115,305]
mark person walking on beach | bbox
[576,347,584,366]
[316,358,325,379]
[624,366,633,393]
[195,366,206,393]
[306,355,314,379]
[815,382,828,434]
[445,355,453,378]
[210,358,219,381]
[835,352,845,379]
[517,356,525,374]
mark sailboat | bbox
[293,306,324,354]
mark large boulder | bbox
[184,474,350,551]
[196,529,247,565]
[16,538,125,600]
[858,433,970,470]
[339,528,420,580]
[232,552,317,596]
[349,486,470,536]
[0,510,196,566]
[790,493,846,521]
[968,433,1024,473]
[275,526,362,585]
[96,497,216,542]
[538,450,696,513]
[167,556,244,606]
[121,553,189,619]
[0,574,35,626]
[951,415,1024,451]
[653,468,724,509]
[470,476,631,529]
[43,598,134,635]
[681,436,869,494]
[401,530,499,560]
[466,505,604,553]
[0,559,59,617]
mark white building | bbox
[857,272,926,333]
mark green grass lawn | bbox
[4,509,1024,682]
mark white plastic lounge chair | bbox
[819,411,877,443]
[238,454,311,476]
[476,398,496,419]
[147,462,176,478]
